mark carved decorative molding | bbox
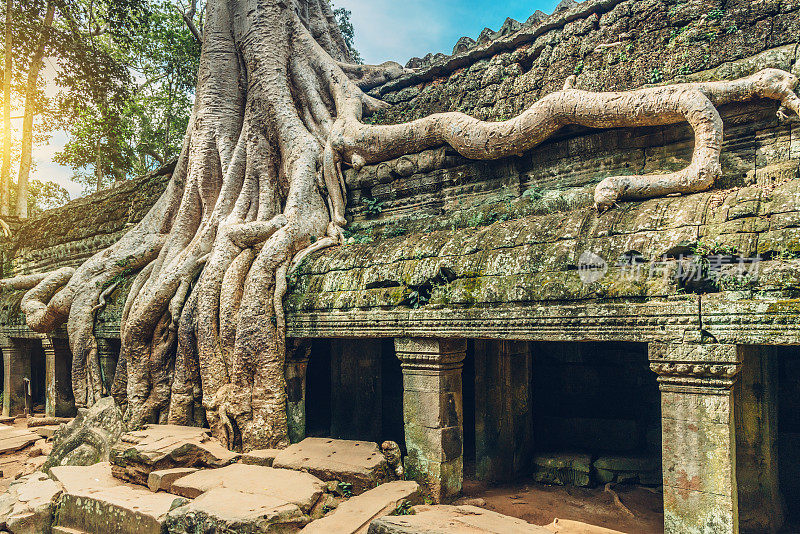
[394,338,466,371]
[649,343,742,390]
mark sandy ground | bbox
[462,478,665,534]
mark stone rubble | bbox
[109,425,239,486]
[273,437,392,495]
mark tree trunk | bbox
[16,2,55,219]
[0,0,12,216]
[3,0,800,453]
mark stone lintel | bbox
[649,343,742,392]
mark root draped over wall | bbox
[3,0,800,451]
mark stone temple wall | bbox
[2,2,800,532]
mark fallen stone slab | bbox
[241,448,280,467]
[51,462,186,534]
[110,424,239,486]
[0,472,63,534]
[544,518,626,533]
[32,425,60,439]
[169,463,326,514]
[301,480,420,534]
[166,487,311,533]
[368,505,552,533]
[532,453,593,487]
[147,467,198,493]
[0,424,40,454]
[273,438,391,495]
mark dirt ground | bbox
[462,478,665,534]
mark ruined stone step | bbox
[168,463,326,513]
[51,463,186,534]
[273,437,391,495]
[300,480,420,534]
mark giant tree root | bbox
[2,0,799,452]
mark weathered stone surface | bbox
[368,505,551,533]
[300,481,420,534]
[43,397,124,472]
[543,518,626,533]
[109,424,239,486]
[241,448,280,466]
[0,472,62,534]
[50,462,184,534]
[147,467,198,493]
[166,487,310,534]
[532,453,593,487]
[169,464,326,514]
[0,424,40,454]
[273,438,390,495]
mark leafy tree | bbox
[333,5,362,64]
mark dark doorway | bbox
[778,346,800,529]
[29,342,46,412]
[306,338,404,446]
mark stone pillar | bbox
[330,339,383,442]
[474,340,532,483]
[650,343,743,534]
[41,337,75,417]
[395,338,465,503]
[0,336,30,417]
[96,338,118,396]
[285,341,311,444]
[735,346,784,533]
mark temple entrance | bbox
[305,339,404,446]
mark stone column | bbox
[285,341,311,444]
[41,337,75,417]
[0,336,30,417]
[395,338,465,503]
[96,338,118,396]
[650,343,743,534]
[474,340,533,483]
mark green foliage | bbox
[27,179,70,216]
[55,0,202,191]
[337,482,353,498]
[725,24,738,35]
[707,8,725,21]
[692,239,738,257]
[362,197,384,217]
[392,501,415,516]
[649,68,663,84]
[717,272,755,291]
[573,61,584,76]
[330,3,362,63]
[384,224,407,238]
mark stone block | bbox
[241,448,280,467]
[51,463,183,534]
[273,437,391,495]
[109,424,239,486]
[300,481,420,534]
[368,505,551,533]
[169,464,326,514]
[165,487,310,533]
[147,467,198,493]
[0,472,63,534]
[532,453,593,487]
[593,455,661,486]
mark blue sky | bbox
[40,0,561,198]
